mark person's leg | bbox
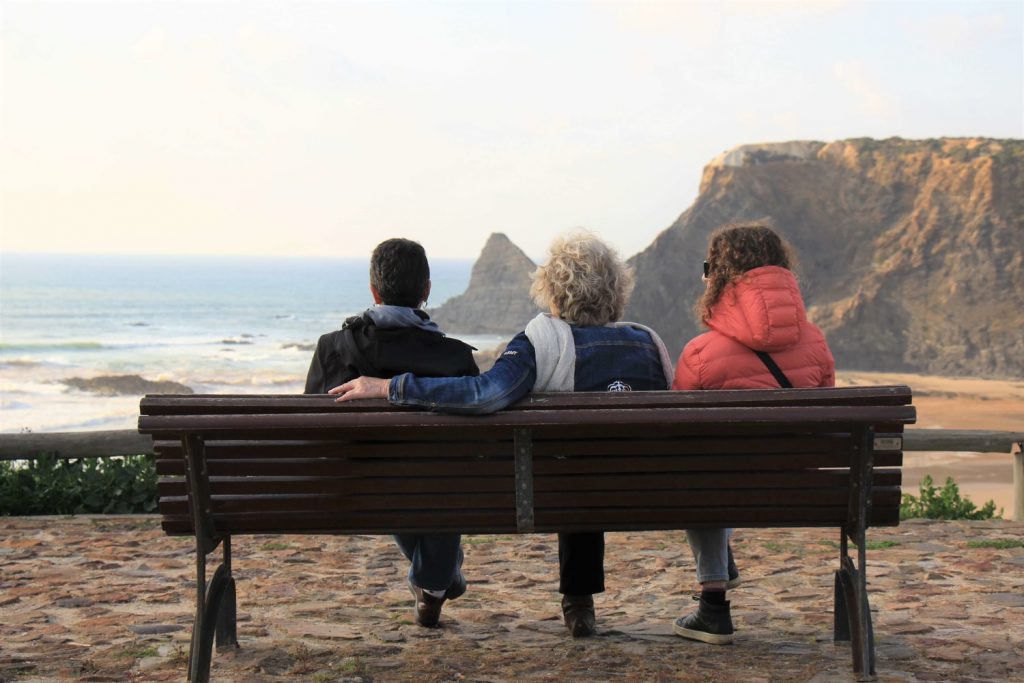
[675,528,734,644]
[558,532,604,637]
[687,528,729,586]
[393,533,465,627]
[558,531,605,595]
[394,532,463,592]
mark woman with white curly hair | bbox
[333,230,674,637]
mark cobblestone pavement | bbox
[1,516,1022,682]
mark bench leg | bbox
[187,536,239,683]
[834,529,877,681]
[215,536,239,650]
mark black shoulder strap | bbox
[753,350,793,388]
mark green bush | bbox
[900,475,1001,520]
[0,454,158,515]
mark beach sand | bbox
[837,372,1024,515]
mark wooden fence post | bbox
[1013,441,1023,523]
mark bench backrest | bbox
[139,386,914,537]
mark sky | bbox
[1,0,1022,261]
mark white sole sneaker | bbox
[673,619,734,645]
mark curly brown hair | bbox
[697,223,796,324]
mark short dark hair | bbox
[370,238,430,307]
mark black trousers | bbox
[558,532,605,595]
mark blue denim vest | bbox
[391,325,669,414]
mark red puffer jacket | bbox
[673,266,835,390]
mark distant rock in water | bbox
[626,137,1024,378]
[63,375,194,396]
[430,232,539,336]
[282,342,315,352]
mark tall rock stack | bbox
[626,137,1024,377]
[430,232,539,336]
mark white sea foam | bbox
[0,253,480,432]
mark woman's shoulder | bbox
[683,328,738,355]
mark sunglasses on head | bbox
[703,261,710,278]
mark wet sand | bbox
[837,372,1023,514]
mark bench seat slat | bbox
[138,405,915,437]
[157,505,900,536]
[158,488,899,518]
[140,386,912,415]
[154,432,891,459]
[159,510,517,534]
[158,476,514,496]
[534,506,900,528]
[155,452,903,477]
[156,469,902,498]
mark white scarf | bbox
[524,313,674,392]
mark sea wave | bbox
[0,342,106,351]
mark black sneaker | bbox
[673,596,734,645]
[561,594,596,637]
[726,544,741,589]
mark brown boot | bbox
[561,594,596,637]
[409,581,446,628]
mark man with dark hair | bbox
[305,238,479,627]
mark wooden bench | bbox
[139,385,915,682]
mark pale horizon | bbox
[2,0,1022,260]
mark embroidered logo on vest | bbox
[607,380,632,392]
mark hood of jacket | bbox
[363,305,442,335]
[705,266,807,352]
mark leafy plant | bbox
[900,475,1001,520]
[0,454,157,515]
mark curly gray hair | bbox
[530,231,635,326]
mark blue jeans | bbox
[686,528,732,583]
[393,533,464,592]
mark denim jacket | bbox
[390,324,669,414]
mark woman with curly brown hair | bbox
[672,223,835,645]
[332,230,674,637]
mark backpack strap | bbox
[753,350,794,388]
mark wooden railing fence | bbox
[1,428,1022,521]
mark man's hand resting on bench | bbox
[330,376,390,401]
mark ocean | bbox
[0,253,503,433]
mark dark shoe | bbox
[726,544,741,589]
[561,594,596,637]
[409,581,446,628]
[673,596,734,645]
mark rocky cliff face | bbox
[430,232,539,335]
[626,138,1024,377]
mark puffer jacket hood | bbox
[705,266,805,352]
[672,265,834,391]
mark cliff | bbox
[626,138,1024,377]
[439,139,1023,377]
[430,232,539,335]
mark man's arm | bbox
[334,333,537,415]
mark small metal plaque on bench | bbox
[873,437,902,451]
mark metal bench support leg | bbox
[835,427,877,681]
[833,529,851,643]
[215,536,239,649]
[183,435,238,683]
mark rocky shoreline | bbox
[1,516,1022,681]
